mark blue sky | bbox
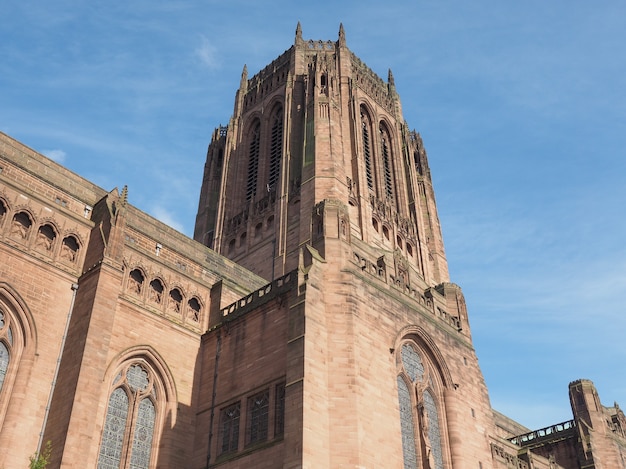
[2,1,625,431]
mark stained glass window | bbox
[247,390,269,445]
[97,362,160,469]
[129,398,155,469]
[127,365,149,392]
[220,402,240,454]
[0,309,10,394]
[401,343,424,383]
[0,342,8,393]
[397,376,418,469]
[423,390,443,469]
[98,388,129,469]
[397,343,445,469]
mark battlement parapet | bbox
[509,420,576,446]
[215,271,296,327]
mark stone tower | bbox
[193,24,497,469]
[194,23,448,286]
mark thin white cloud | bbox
[150,205,186,234]
[41,149,67,163]
[194,35,219,70]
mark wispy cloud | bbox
[150,205,185,234]
[194,35,219,70]
[41,149,66,163]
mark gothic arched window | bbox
[397,342,445,469]
[0,309,12,395]
[246,120,261,201]
[97,363,158,469]
[360,106,375,191]
[268,107,283,191]
[379,123,395,202]
[0,290,31,432]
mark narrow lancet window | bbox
[97,362,160,469]
[268,108,283,191]
[380,124,394,202]
[397,343,445,469]
[246,121,261,201]
[361,108,374,191]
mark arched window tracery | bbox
[0,309,12,395]
[97,361,163,469]
[0,287,31,430]
[397,342,445,469]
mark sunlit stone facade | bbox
[0,24,623,469]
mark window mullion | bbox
[121,391,140,469]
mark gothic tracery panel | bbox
[397,342,445,469]
[97,361,162,469]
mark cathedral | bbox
[0,24,624,469]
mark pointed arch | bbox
[97,346,177,469]
[359,104,376,192]
[393,325,454,389]
[267,103,284,192]
[246,118,262,202]
[379,120,395,203]
[394,327,453,469]
[0,197,8,230]
[35,222,58,254]
[10,210,34,241]
[0,283,36,429]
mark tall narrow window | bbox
[99,388,129,468]
[268,108,283,191]
[220,402,241,455]
[246,121,261,201]
[397,376,417,469]
[274,382,286,436]
[97,363,158,469]
[361,108,374,191]
[423,390,444,469]
[380,124,394,202]
[0,309,10,394]
[247,390,269,445]
[397,343,445,469]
